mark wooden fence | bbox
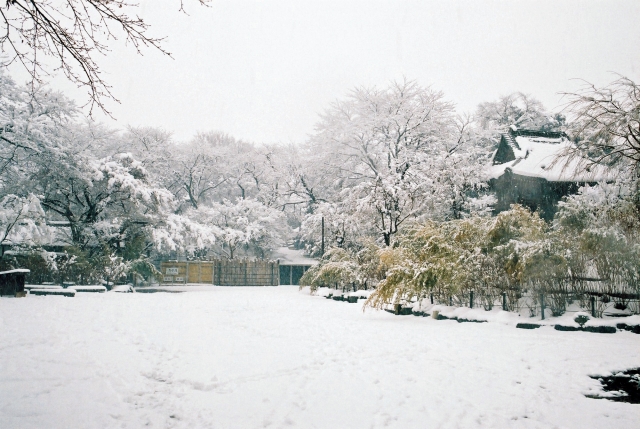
[160,260,279,286]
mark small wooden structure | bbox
[160,259,279,286]
[272,247,318,286]
[0,269,30,297]
[279,265,310,286]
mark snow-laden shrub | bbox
[555,181,640,316]
[300,246,381,293]
[574,312,590,328]
[364,203,640,317]
[367,217,496,309]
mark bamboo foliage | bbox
[299,242,386,293]
[364,204,639,315]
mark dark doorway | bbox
[279,265,310,285]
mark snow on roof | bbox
[272,247,318,266]
[488,132,610,182]
[0,269,30,275]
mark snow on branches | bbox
[305,79,492,247]
[563,76,640,173]
[0,193,52,252]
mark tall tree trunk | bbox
[383,232,391,247]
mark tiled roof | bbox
[488,128,608,182]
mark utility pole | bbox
[321,216,325,256]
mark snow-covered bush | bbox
[300,247,369,293]
[367,216,495,309]
[555,181,640,316]
[574,312,590,328]
[364,203,640,316]
[300,242,384,293]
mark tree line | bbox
[1,69,638,294]
[300,76,640,316]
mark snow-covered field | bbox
[0,287,638,429]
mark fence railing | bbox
[425,289,639,318]
[160,259,279,286]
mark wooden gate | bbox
[160,260,279,286]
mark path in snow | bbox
[0,287,638,429]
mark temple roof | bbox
[488,127,607,182]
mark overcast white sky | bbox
[20,0,640,144]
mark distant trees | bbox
[4,62,639,297]
[196,198,285,259]
[476,92,566,134]
[0,71,292,285]
[177,132,268,208]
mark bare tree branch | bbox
[561,75,640,177]
[0,0,209,115]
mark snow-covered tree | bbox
[0,0,209,111]
[305,79,491,247]
[299,201,371,257]
[0,72,77,192]
[36,150,173,250]
[563,76,640,176]
[0,193,52,258]
[476,92,565,134]
[555,181,640,314]
[163,131,276,210]
[196,198,286,259]
[115,127,176,181]
[152,212,218,256]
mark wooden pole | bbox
[540,293,545,320]
[590,296,596,317]
[321,216,325,256]
[502,292,507,311]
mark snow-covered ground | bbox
[0,287,638,429]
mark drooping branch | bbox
[562,76,640,175]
